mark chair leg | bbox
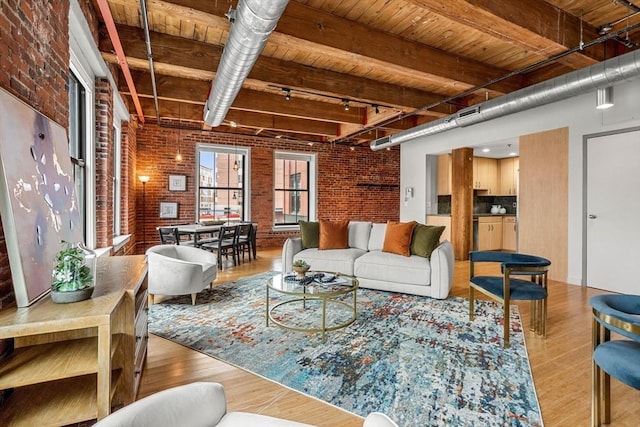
[149,294,155,306]
[603,371,611,424]
[592,359,601,427]
[191,293,197,305]
[469,287,475,321]
[504,302,510,348]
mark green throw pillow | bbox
[411,224,445,258]
[299,221,320,249]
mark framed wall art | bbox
[168,174,186,191]
[159,202,178,219]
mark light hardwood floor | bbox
[139,248,640,426]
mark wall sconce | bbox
[596,86,614,109]
[404,186,414,201]
[175,148,182,161]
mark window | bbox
[274,152,316,227]
[69,71,88,242]
[197,144,250,222]
[112,124,121,237]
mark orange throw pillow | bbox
[319,219,349,250]
[383,221,418,257]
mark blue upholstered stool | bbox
[469,251,551,347]
[590,294,640,427]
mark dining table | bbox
[174,223,226,246]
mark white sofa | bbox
[146,244,217,305]
[282,221,454,299]
[93,382,398,427]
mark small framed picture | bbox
[159,202,178,219]
[168,175,186,191]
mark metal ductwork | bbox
[371,49,640,150]
[203,0,289,127]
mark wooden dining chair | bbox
[201,225,239,269]
[158,227,180,245]
[236,223,253,262]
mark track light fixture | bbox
[343,99,350,111]
[272,85,394,113]
[284,88,291,101]
[373,104,380,114]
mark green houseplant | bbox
[51,241,96,303]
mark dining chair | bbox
[468,250,551,347]
[236,223,253,262]
[250,222,258,259]
[158,227,180,245]
[590,293,640,427]
[201,225,239,269]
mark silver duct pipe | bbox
[371,49,640,150]
[203,0,289,127]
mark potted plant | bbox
[292,259,310,279]
[51,241,96,303]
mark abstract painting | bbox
[0,88,83,307]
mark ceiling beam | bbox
[108,0,522,95]
[101,25,459,115]
[406,0,604,70]
[121,70,367,125]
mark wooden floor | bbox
[139,248,640,426]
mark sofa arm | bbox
[147,252,204,295]
[429,240,454,299]
[282,237,303,273]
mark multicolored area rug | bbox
[148,272,542,427]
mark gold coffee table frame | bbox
[266,272,358,342]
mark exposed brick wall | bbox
[95,78,113,248]
[0,0,70,310]
[0,0,70,361]
[136,125,400,252]
[115,118,139,256]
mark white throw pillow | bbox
[368,223,387,251]
[348,221,372,250]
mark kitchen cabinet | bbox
[499,157,519,195]
[502,216,517,251]
[473,157,498,194]
[437,154,452,195]
[477,216,503,250]
[0,255,148,426]
[426,215,451,242]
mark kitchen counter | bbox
[474,213,516,217]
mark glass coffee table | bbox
[266,272,358,342]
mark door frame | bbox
[582,125,640,286]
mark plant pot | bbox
[292,266,310,279]
[51,287,94,304]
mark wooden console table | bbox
[0,255,148,426]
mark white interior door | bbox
[586,129,640,293]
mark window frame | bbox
[273,151,317,230]
[196,144,251,223]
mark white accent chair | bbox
[92,382,399,427]
[146,245,217,305]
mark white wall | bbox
[400,79,640,285]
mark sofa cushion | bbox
[299,220,320,249]
[382,221,417,257]
[319,219,349,250]
[355,251,431,286]
[348,221,372,251]
[368,223,387,251]
[411,224,446,258]
[294,248,366,276]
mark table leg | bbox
[321,296,327,343]
[266,285,270,327]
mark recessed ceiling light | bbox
[482,148,490,153]
[509,152,517,156]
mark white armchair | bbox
[92,382,398,427]
[146,245,217,305]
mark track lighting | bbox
[343,100,350,111]
[373,104,380,114]
[284,88,291,101]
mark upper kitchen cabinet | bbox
[437,154,452,195]
[473,157,498,194]
[498,157,519,195]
